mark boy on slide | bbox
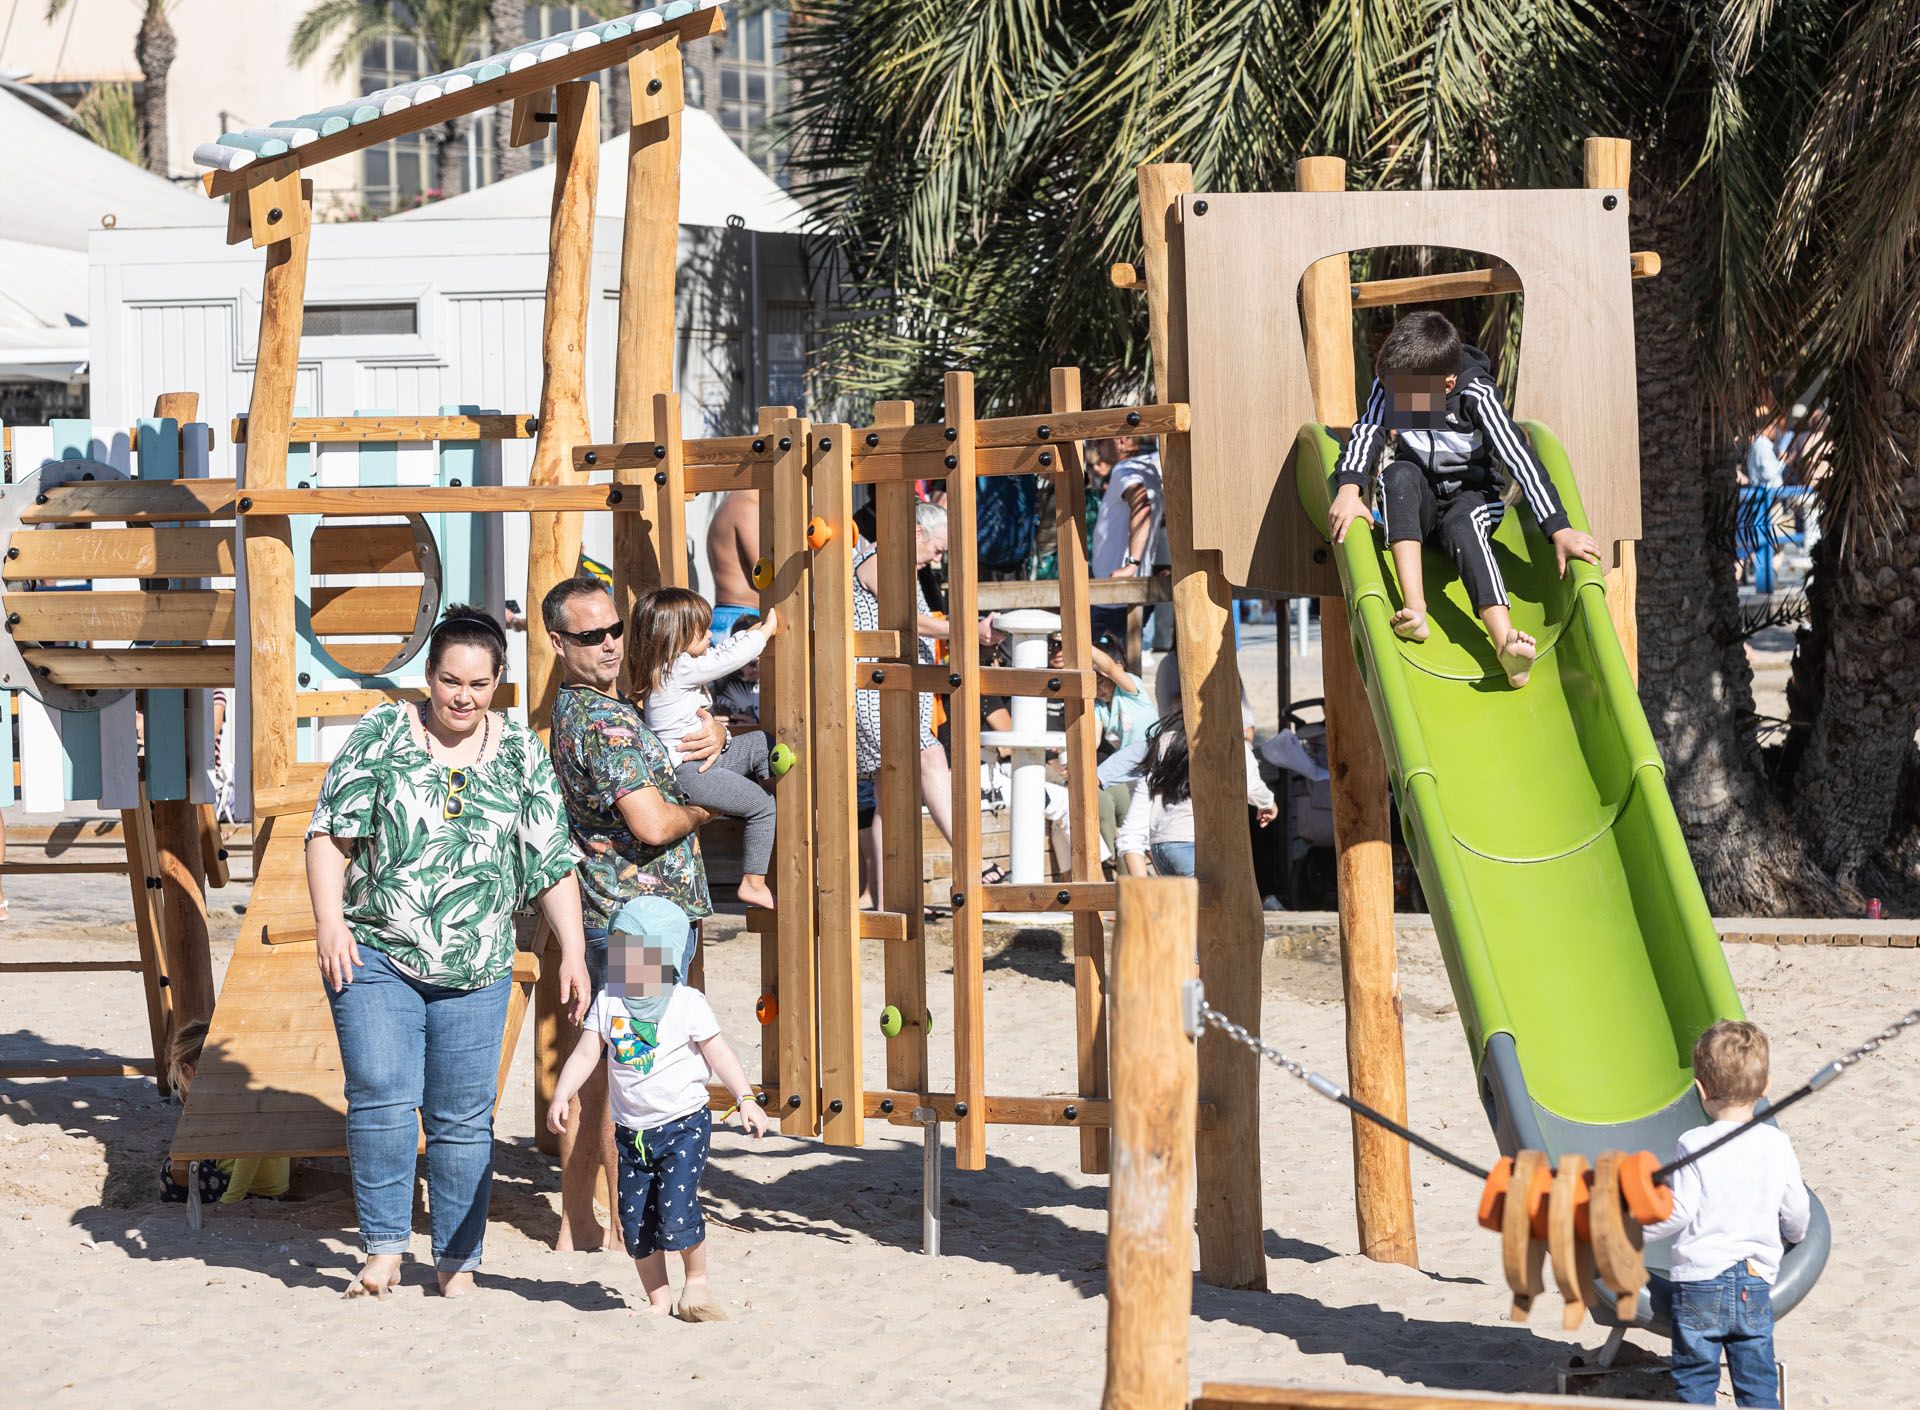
[1325,311,1601,686]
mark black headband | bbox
[431,614,508,646]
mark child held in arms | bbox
[1324,310,1601,686]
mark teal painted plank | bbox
[354,408,397,487]
[438,404,484,617]
[136,417,189,800]
[48,419,102,802]
[288,410,321,762]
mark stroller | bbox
[1256,698,1335,909]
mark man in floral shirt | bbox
[543,573,726,1251]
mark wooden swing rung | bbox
[3,588,236,640]
[310,523,431,575]
[978,576,1170,611]
[233,412,537,444]
[0,960,142,973]
[0,859,132,876]
[1,526,234,581]
[296,681,521,720]
[856,664,1094,701]
[309,583,431,636]
[980,882,1118,914]
[710,1082,1218,1132]
[572,432,775,474]
[742,908,907,942]
[238,485,644,515]
[21,646,233,689]
[21,479,238,525]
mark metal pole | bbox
[914,1105,941,1256]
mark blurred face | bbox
[1383,373,1456,428]
[427,644,498,737]
[915,522,947,569]
[550,590,624,691]
[607,938,676,997]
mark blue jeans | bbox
[1666,1265,1780,1407]
[1151,842,1196,877]
[326,948,510,1272]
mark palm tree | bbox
[47,1,178,177]
[291,0,491,202]
[488,0,529,179]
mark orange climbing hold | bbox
[756,992,778,1025]
[807,516,834,550]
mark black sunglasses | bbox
[556,621,624,647]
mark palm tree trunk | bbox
[433,123,466,200]
[133,0,177,178]
[491,0,530,180]
[1784,364,1920,896]
[1631,182,1826,913]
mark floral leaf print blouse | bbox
[306,702,578,989]
[548,683,713,931]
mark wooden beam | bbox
[573,433,773,472]
[1101,877,1198,1410]
[22,479,236,525]
[244,163,308,250]
[1296,154,1418,1270]
[241,179,311,819]
[524,80,599,741]
[4,589,235,641]
[977,577,1171,612]
[296,682,520,718]
[1587,137,1640,682]
[1348,250,1660,309]
[22,647,233,689]
[200,7,726,199]
[239,485,636,516]
[232,413,535,444]
[980,881,1117,913]
[610,32,685,650]
[309,584,429,636]
[310,523,426,576]
[1140,160,1268,1290]
[2,527,232,582]
[121,793,174,1097]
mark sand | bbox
[1,845,1912,1410]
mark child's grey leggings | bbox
[674,731,776,876]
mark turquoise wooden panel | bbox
[48,419,102,801]
[288,409,320,761]
[136,416,190,800]
[438,404,484,612]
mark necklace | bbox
[418,700,489,767]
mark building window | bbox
[302,302,420,338]
[520,5,624,171]
[360,31,493,214]
[715,4,789,184]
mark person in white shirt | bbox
[548,896,769,1321]
[1116,712,1276,878]
[629,587,780,911]
[1642,1020,1810,1409]
[1088,447,1163,645]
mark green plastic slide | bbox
[1295,421,1827,1326]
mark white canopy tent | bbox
[390,105,808,233]
[0,88,220,381]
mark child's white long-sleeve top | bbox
[644,630,770,766]
[1115,738,1274,857]
[1639,1121,1810,1283]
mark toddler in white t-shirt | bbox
[548,896,768,1320]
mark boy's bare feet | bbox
[345,1253,402,1299]
[673,1280,729,1322]
[435,1270,477,1298]
[1390,604,1430,642]
[1497,629,1537,688]
[735,875,775,911]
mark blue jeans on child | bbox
[1665,1264,1780,1407]
[615,1106,712,1257]
[325,947,510,1272]
[1151,842,1197,877]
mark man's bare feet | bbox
[673,1280,729,1322]
[735,875,775,911]
[436,1270,477,1298]
[1497,629,1537,688]
[345,1253,402,1299]
[1390,604,1430,642]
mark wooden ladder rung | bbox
[0,1058,156,1078]
[0,860,131,875]
[21,479,237,524]
[0,960,143,973]
[979,881,1117,914]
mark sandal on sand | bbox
[1390,607,1430,643]
[979,862,1009,886]
[672,1286,729,1323]
[1497,637,1536,689]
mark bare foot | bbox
[1497,630,1537,688]
[1390,605,1430,642]
[735,876,775,911]
[673,1281,729,1322]
[556,1220,620,1253]
[436,1270,477,1298]
[345,1253,402,1299]
[646,1291,674,1316]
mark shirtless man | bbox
[705,490,762,639]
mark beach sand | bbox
[0,851,1910,1410]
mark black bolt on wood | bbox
[267,208,282,224]
[944,426,958,441]
[752,438,765,453]
[5,613,17,627]
[646,77,663,94]
[654,471,667,486]
[1603,194,1619,210]
[786,1094,801,1109]
[950,891,965,908]
[526,417,540,433]
[584,450,598,465]
[778,437,791,451]
[218,849,229,862]
[653,444,667,458]
[828,1099,843,1114]
[870,669,885,684]
[1127,411,1141,427]
[1039,451,1053,466]
[1313,547,1329,564]
[1055,889,1070,905]
[608,489,624,505]
[33,494,45,504]
[947,672,961,687]
[450,478,462,487]
[953,1101,970,1118]
[1193,199,1209,215]
[6,547,18,559]
[1037,425,1050,439]
[1046,676,1060,691]
[1063,1104,1077,1121]
[880,1098,894,1114]
[819,437,832,451]
[944,455,957,469]
[865,432,878,447]
[239,496,253,511]
[37,666,48,677]
[298,672,311,686]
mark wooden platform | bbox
[170,939,539,1161]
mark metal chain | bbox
[1832,1006,1920,1074]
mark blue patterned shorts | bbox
[614,1106,711,1257]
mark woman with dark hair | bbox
[306,605,591,1298]
[1115,711,1277,878]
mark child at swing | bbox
[630,586,780,909]
[548,896,769,1320]
[1324,310,1602,687]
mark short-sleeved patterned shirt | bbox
[548,683,713,930]
[306,703,578,989]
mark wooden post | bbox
[611,34,685,664]
[1584,137,1639,682]
[811,423,862,1146]
[239,179,312,833]
[942,371,988,1172]
[1296,154,1419,1268]
[1138,162,1266,1288]
[1051,366,1110,1175]
[872,401,929,1096]
[524,80,599,739]
[1101,875,1198,1410]
[753,405,795,1096]
[145,391,216,1036]
[121,793,174,1096]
